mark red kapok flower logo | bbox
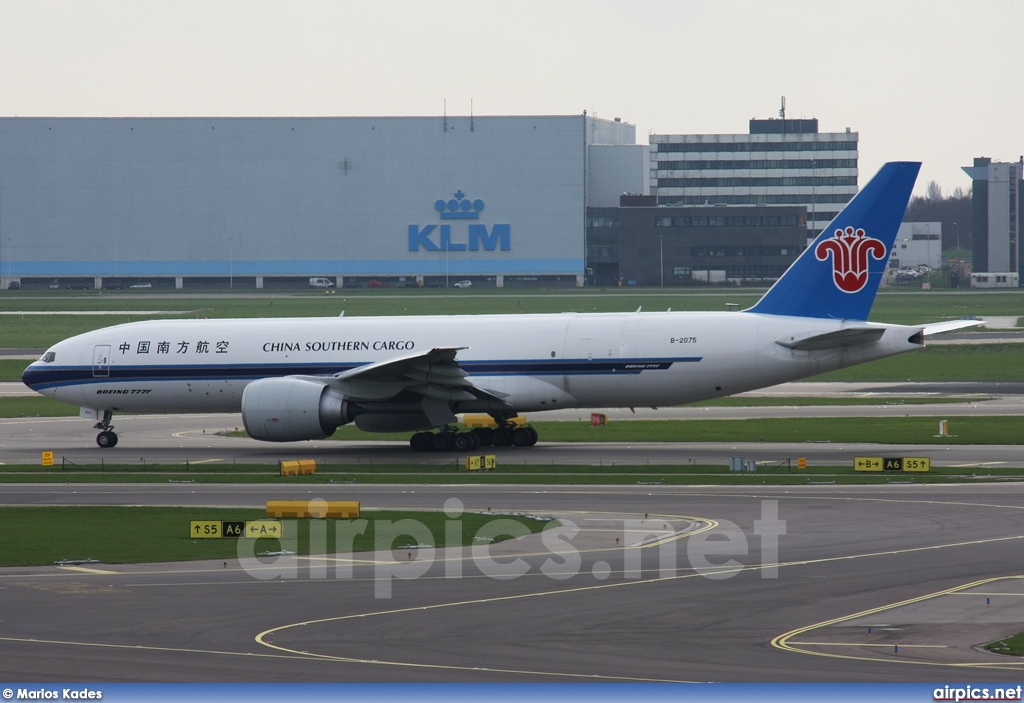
[814,226,887,293]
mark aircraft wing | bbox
[296,346,510,405]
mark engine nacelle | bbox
[241,377,356,442]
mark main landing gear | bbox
[94,410,118,448]
[409,422,539,452]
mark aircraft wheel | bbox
[511,427,533,447]
[471,427,494,447]
[524,426,539,446]
[452,432,477,452]
[492,427,513,447]
[432,433,453,452]
[97,431,118,448]
[410,432,433,452]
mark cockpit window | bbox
[41,352,56,363]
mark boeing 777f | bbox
[22,161,974,450]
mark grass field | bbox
[0,395,78,416]
[985,633,1024,657]
[317,416,1022,445]
[809,343,1024,382]
[0,506,553,567]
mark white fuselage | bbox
[24,311,923,417]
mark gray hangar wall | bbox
[0,116,634,280]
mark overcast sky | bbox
[2,0,1019,197]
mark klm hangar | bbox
[0,115,642,289]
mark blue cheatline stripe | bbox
[22,357,703,391]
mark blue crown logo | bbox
[434,190,485,220]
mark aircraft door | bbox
[562,316,632,402]
[564,316,626,361]
[92,345,111,378]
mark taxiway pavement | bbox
[3,483,1024,682]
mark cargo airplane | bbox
[22,161,974,451]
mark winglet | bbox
[747,161,921,321]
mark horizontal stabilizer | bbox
[921,319,985,336]
[776,326,885,351]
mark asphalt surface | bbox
[4,363,1024,682]
[3,483,1024,682]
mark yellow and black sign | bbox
[902,457,931,472]
[797,457,806,470]
[854,456,930,472]
[883,457,904,471]
[42,451,54,467]
[190,520,223,539]
[222,521,245,538]
[246,520,283,538]
[854,456,884,472]
[190,520,284,539]
[465,455,497,471]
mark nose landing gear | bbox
[94,411,118,448]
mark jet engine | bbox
[241,377,359,442]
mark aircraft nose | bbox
[21,362,49,392]
[22,363,40,389]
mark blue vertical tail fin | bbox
[747,161,921,320]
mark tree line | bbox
[903,181,972,252]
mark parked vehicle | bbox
[453,280,473,288]
[130,282,152,289]
[308,277,335,288]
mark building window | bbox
[654,141,857,154]
[652,160,858,174]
